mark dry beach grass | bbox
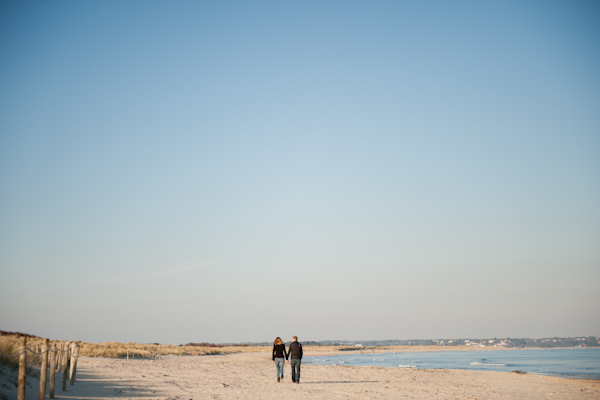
[1,332,481,360]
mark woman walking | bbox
[272,337,288,382]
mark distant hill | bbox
[0,329,41,339]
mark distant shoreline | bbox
[304,345,600,357]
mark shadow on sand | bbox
[47,369,159,399]
[302,380,380,384]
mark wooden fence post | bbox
[57,343,63,372]
[50,343,56,399]
[70,342,78,385]
[56,343,62,373]
[62,343,70,392]
[18,337,26,400]
[40,338,49,400]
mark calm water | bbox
[305,348,600,379]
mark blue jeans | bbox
[274,358,285,378]
[290,359,301,382]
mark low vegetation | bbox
[0,335,41,378]
[0,330,269,359]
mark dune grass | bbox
[0,336,42,377]
[0,332,266,360]
[1,331,415,363]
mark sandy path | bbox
[7,352,599,400]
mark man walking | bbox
[287,336,303,383]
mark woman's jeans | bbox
[274,358,285,378]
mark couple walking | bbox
[272,336,303,383]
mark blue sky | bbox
[1,1,599,344]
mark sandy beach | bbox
[4,350,599,400]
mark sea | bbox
[304,348,600,380]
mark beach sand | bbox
[3,350,599,399]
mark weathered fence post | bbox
[57,343,63,371]
[40,338,49,400]
[18,336,26,400]
[50,343,56,399]
[70,342,78,385]
[62,343,70,392]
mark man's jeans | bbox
[274,358,285,378]
[290,359,301,382]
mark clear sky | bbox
[1,0,599,344]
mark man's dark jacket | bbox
[289,341,303,360]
